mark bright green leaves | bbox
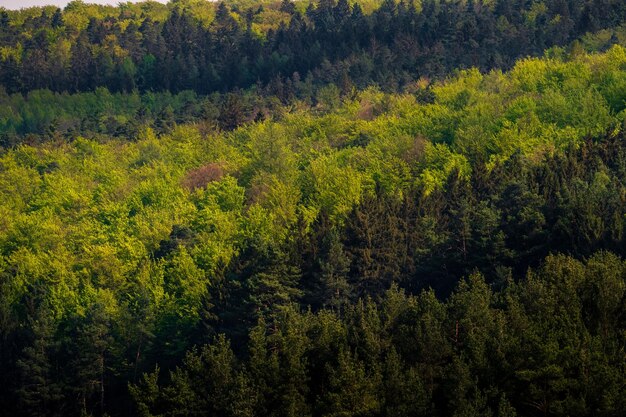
[419,142,471,195]
[306,153,365,222]
[164,247,207,322]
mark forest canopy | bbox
[0,1,625,417]
[1,0,625,95]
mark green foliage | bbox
[0,12,625,417]
[128,252,625,417]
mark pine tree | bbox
[317,229,351,314]
[245,248,303,324]
[63,301,114,417]
[16,307,61,417]
[51,9,63,29]
[323,348,381,416]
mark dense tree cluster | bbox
[132,253,626,417]
[0,41,624,415]
[0,0,625,96]
[1,1,625,416]
[0,87,282,146]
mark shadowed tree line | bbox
[1,0,625,95]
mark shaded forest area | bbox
[0,1,625,417]
[1,0,625,94]
[1,0,626,144]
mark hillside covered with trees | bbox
[0,1,625,417]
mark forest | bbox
[0,0,625,416]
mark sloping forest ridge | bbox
[0,1,625,416]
